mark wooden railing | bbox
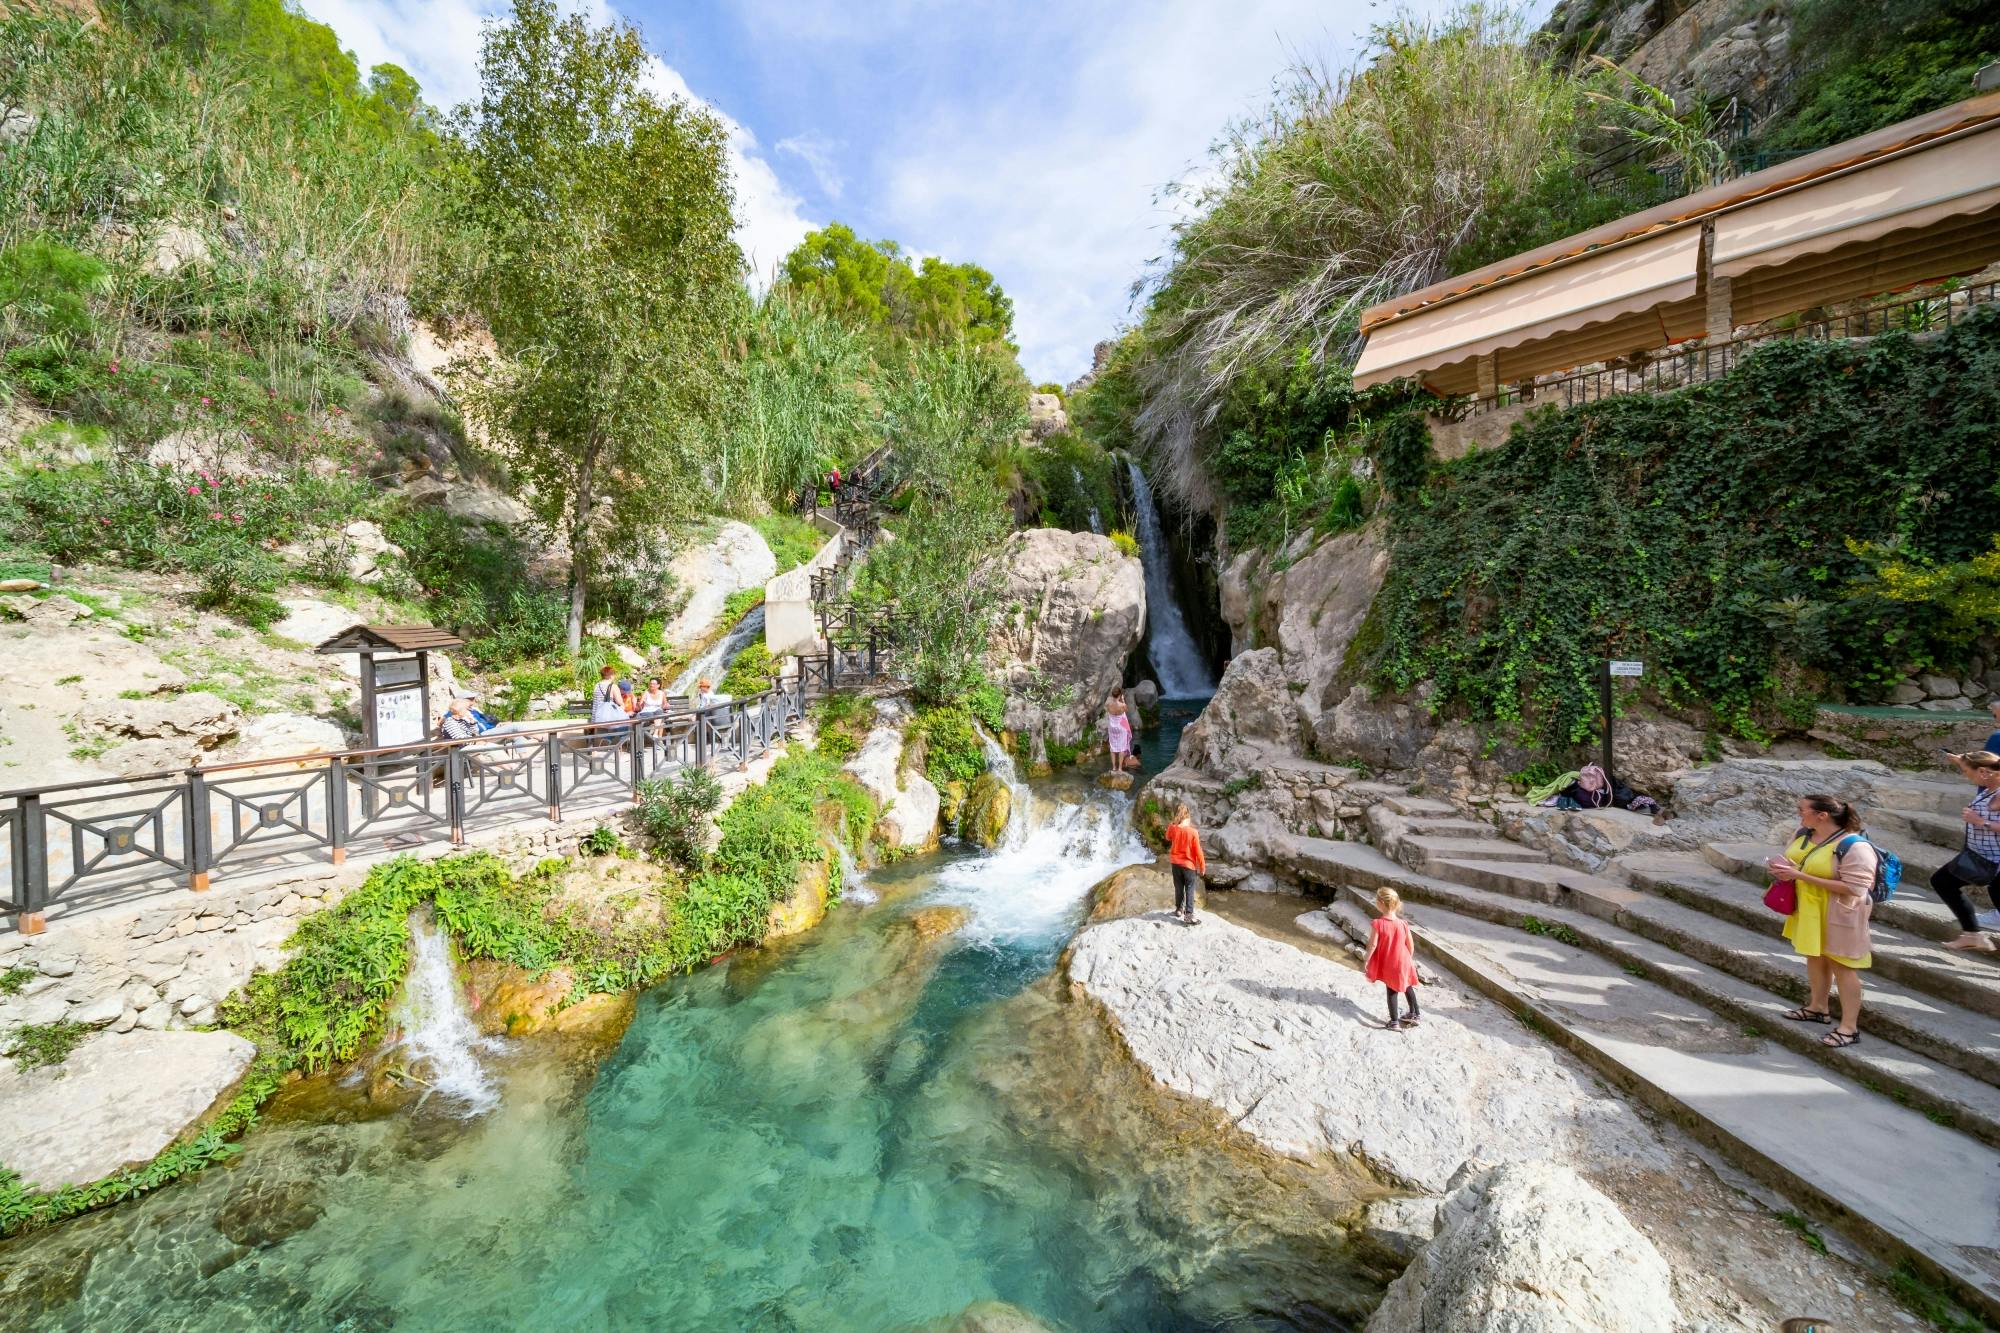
[2,683,809,932]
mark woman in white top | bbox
[637,678,666,715]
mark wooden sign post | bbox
[1603,659,1644,786]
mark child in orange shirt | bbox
[1365,887,1421,1029]
[1165,804,1206,925]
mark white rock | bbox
[147,221,210,276]
[134,1002,171,1031]
[69,992,125,1027]
[111,1008,138,1034]
[0,1030,255,1189]
[660,522,778,650]
[273,598,363,654]
[446,483,529,528]
[842,725,941,851]
[82,692,240,743]
[1065,910,1661,1192]
[985,528,1145,750]
[615,644,648,671]
[1365,1161,1677,1332]
[224,713,351,763]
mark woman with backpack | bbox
[1932,750,2000,952]
[1763,794,1877,1048]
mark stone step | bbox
[1706,837,1966,890]
[1695,843,1978,943]
[1433,857,1643,907]
[1396,816,1495,838]
[1347,783,1457,818]
[1865,774,1982,818]
[1620,853,2000,1017]
[1336,884,2000,1325]
[1869,804,1972,848]
[1326,872,2000,1155]
[1400,836,1549,875]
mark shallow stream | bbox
[0,781,1378,1332]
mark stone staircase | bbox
[1286,782,2000,1322]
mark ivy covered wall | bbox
[1365,309,2000,744]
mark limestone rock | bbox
[908,905,971,940]
[660,522,777,650]
[83,691,240,743]
[1131,679,1159,711]
[215,1178,325,1250]
[1920,673,1962,699]
[767,860,830,939]
[1065,913,1661,1191]
[1096,771,1133,791]
[400,474,449,508]
[1886,681,1925,705]
[467,960,635,1042]
[0,1029,256,1190]
[985,528,1145,750]
[273,598,363,652]
[1,593,91,628]
[1365,1161,1677,1333]
[842,724,940,853]
[224,713,352,763]
[445,483,529,528]
[1172,648,1298,774]
[340,520,402,584]
[944,1301,1057,1333]
[1026,392,1068,439]
[99,737,204,778]
[146,222,210,276]
[1082,863,1193,925]
[959,772,1012,849]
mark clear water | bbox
[0,784,1378,1333]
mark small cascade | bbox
[671,603,767,697]
[1072,465,1104,533]
[977,726,1033,850]
[1125,461,1214,699]
[390,913,498,1115]
[835,840,876,906]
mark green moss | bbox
[0,966,33,996]
[3,1019,87,1071]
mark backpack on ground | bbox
[1835,833,1902,904]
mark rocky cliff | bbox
[986,528,1145,754]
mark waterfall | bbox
[1072,465,1104,534]
[390,913,497,1115]
[671,603,767,697]
[835,840,876,906]
[977,726,1033,850]
[925,780,1147,946]
[1126,461,1214,699]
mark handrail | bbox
[1457,280,1999,419]
[2,682,808,932]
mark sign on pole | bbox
[1609,660,1644,677]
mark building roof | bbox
[1360,89,2000,333]
[314,625,466,655]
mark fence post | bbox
[629,720,644,804]
[545,732,563,824]
[17,794,47,935]
[328,759,348,865]
[446,746,467,845]
[186,771,212,892]
[694,709,709,771]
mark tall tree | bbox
[780,222,1016,350]
[444,0,742,652]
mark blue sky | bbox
[300,0,1553,383]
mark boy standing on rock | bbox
[1166,804,1206,925]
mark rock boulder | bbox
[1365,1161,1677,1333]
[660,522,778,650]
[842,723,941,854]
[83,692,240,743]
[0,1029,256,1189]
[986,528,1145,750]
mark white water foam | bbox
[925,785,1147,948]
[977,726,1034,851]
[671,604,767,696]
[391,913,499,1115]
[836,841,877,906]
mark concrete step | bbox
[1400,835,1549,875]
[1869,804,1971,848]
[1706,836,1966,890]
[1434,857,1644,907]
[1337,885,2000,1325]
[1330,871,2000,1154]
[1865,774,1983,818]
[1622,852,2000,1016]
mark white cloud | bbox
[775,132,845,202]
[296,0,817,283]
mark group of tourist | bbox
[589,665,726,725]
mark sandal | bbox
[1399,1016,1421,1028]
[1781,1007,1832,1024]
[1821,1030,1861,1048]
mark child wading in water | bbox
[1365,887,1420,1029]
[1165,804,1206,925]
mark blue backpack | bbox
[1836,834,1902,904]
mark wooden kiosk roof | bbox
[314,625,466,655]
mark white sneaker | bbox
[1976,910,2000,930]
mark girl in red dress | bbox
[1365,887,1420,1029]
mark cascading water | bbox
[977,726,1033,850]
[389,913,497,1115]
[1126,460,1214,699]
[671,603,766,696]
[1072,464,1104,533]
[835,839,876,906]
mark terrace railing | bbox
[1459,281,2000,419]
[2,682,808,932]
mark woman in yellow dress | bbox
[1764,794,1877,1048]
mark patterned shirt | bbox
[1967,786,2000,862]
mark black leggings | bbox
[1930,860,1999,933]
[1171,864,1201,916]
[1386,987,1421,1023]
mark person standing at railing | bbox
[591,666,627,725]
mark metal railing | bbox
[1,682,810,930]
[1461,282,2000,418]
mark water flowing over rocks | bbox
[0,1030,255,1189]
[1364,1160,1678,1333]
[1065,909,1663,1192]
[659,521,777,650]
[986,528,1144,751]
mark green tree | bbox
[443,0,742,653]
[781,222,1016,349]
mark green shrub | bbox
[1020,431,1120,534]
[385,509,569,666]
[967,681,1005,734]
[579,825,625,857]
[720,642,776,697]
[635,767,723,873]
[1108,529,1139,558]
[0,966,35,996]
[751,511,826,574]
[1367,313,2000,743]
[1045,738,1081,768]
[0,237,108,342]
[4,1019,88,1071]
[912,703,988,787]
